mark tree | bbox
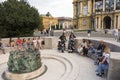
[0,0,41,37]
[38,16,43,30]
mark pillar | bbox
[79,2,81,15]
[80,2,82,15]
[88,0,90,14]
[93,0,95,13]
[95,17,97,29]
[55,24,56,30]
[114,0,117,10]
[78,2,80,16]
[118,16,120,29]
[103,0,105,11]
[114,15,116,29]
[59,23,61,29]
[63,23,65,29]
[99,17,101,29]
[111,19,113,29]
[73,4,76,17]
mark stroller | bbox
[68,38,75,53]
[58,39,65,53]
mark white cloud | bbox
[0,0,73,17]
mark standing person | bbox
[22,38,28,50]
[9,37,15,47]
[43,29,47,36]
[37,37,43,49]
[113,27,119,41]
[82,39,88,56]
[32,37,38,49]
[87,29,91,38]
[0,38,5,54]
[26,38,32,49]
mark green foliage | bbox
[8,48,42,73]
[38,16,43,30]
[0,0,41,37]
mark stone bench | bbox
[107,52,120,80]
[75,38,120,80]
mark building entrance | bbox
[103,16,111,29]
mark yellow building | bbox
[73,0,120,30]
[41,12,58,29]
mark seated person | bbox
[77,44,83,55]
[96,47,110,77]
[94,41,107,65]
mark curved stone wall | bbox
[75,37,120,80]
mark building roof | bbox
[57,17,73,21]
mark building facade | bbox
[57,17,73,29]
[41,12,58,29]
[73,0,120,30]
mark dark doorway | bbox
[103,16,111,29]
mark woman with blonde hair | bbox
[96,46,110,77]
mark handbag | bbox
[42,41,45,45]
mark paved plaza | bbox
[0,49,106,80]
[0,31,120,80]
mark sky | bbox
[0,0,73,17]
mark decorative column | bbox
[88,0,90,14]
[79,2,81,15]
[114,0,117,10]
[59,23,61,29]
[118,15,120,29]
[63,23,65,29]
[93,0,95,13]
[111,19,113,29]
[114,16,116,29]
[73,4,76,17]
[103,0,105,11]
[98,17,102,29]
[78,2,80,16]
[55,24,56,30]
[80,2,82,15]
[95,17,97,29]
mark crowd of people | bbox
[0,37,44,54]
[0,29,111,78]
[77,39,110,77]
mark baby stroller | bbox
[68,38,75,53]
[58,39,65,53]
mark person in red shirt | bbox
[17,37,23,50]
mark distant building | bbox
[73,0,120,30]
[41,12,58,29]
[57,17,73,29]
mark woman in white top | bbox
[96,46,110,77]
[32,37,37,49]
